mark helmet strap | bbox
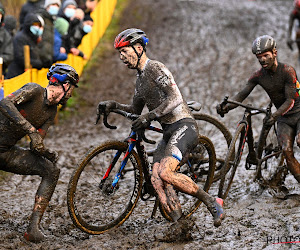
[58,83,72,105]
[131,45,144,72]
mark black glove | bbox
[132,112,156,131]
[263,115,276,127]
[97,101,116,115]
[287,39,293,51]
[216,104,229,117]
[96,100,117,124]
[28,131,45,153]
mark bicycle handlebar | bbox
[96,109,156,144]
[221,96,272,115]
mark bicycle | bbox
[217,96,286,199]
[187,101,232,183]
[67,108,217,234]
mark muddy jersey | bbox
[236,62,300,118]
[133,59,193,125]
[0,83,57,152]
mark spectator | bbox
[0,3,13,75]
[58,0,77,22]
[53,17,69,62]
[6,13,45,79]
[19,0,45,28]
[4,15,17,37]
[63,13,93,60]
[37,0,62,68]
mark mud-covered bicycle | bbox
[67,108,217,234]
[218,97,286,199]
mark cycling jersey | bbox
[234,62,300,118]
[133,59,193,125]
[0,83,57,152]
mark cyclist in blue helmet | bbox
[98,28,225,241]
[0,63,79,243]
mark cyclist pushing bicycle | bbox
[97,28,224,240]
[217,35,300,186]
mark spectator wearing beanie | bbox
[6,13,45,79]
[58,0,77,22]
[4,15,17,37]
[53,17,69,62]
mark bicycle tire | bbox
[160,134,216,221]
[218,123,247,199]
[255,125,286,186]
[193,113,232,182]
[67,141,143,235]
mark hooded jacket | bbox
[0,3,13,73]
[6,13,44,79]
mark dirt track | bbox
[0,0,300,249]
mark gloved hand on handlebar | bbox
[216,104,229,117]
[263,115,276,127]
[132,112,157,131]
[97,100,117,116]
[29,131,45,154]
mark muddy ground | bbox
[1,0,300,249]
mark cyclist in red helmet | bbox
[217,35,300,188]
[0,63,79,243]
[287,0,300,57]
[98,28,225,240]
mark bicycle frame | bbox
[99,126,162,198]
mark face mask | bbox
[83,24,92,33]
[64,8,75,18]
[48,5,59,16]
[30,25,43,36]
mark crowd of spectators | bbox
[0,0,97,79]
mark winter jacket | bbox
[19,0,45,27]
[0,26,13,73]
[6,14,44,79]
[36,8,55,68]
[53,29,67,62]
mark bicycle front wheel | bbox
[160,135,216,221]
[218,123,247,199]
[67,141,143,234]
[193,113,232,182]
[256,125,286,186]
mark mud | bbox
[1,0,300,249]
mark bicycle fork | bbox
[99,135,137,194]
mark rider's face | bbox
[118,46,138,69]
[256,51,277,70]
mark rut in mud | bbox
[0,0,299,249]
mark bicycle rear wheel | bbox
[218,123,247,199]
[67,141,143,234]
[160,135,216,221]
[193,113,232,182]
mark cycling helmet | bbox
[114,28,149,49]
[47,63,79,87]
[252,35,277,55]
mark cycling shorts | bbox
[277,111,300,144]
[153,118,199,163]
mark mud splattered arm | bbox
[0,84,39,134]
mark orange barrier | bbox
[2,0,117,96]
